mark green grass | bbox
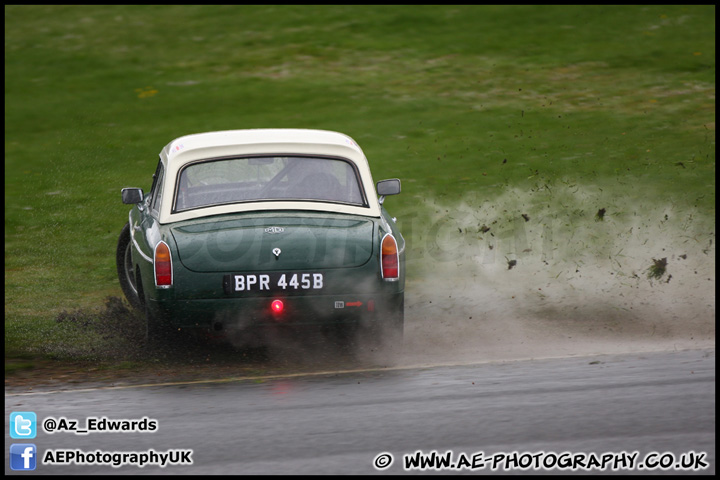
[5,5,715,364]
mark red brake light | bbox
[381,234,399,280]
[154,241,172,287]
[271,299,284,314]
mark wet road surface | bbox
[5,348,714,475]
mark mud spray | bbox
[39,182,714,378]
[398,183,715,366]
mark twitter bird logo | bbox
[10,412,37,439]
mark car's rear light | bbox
[271,299,284,314]
[154,241,172,287]
[381,233,399,281]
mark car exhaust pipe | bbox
[213,321,224,332]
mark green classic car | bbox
[116,129,404,346]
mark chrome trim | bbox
[130,224,153,263]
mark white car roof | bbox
[157,129,381,224]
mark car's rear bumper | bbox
[147,291,403,331]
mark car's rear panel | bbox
[150,287,404,331]
[146,211,404,331]
[170,212,375,273]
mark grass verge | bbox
[5,5,714,377]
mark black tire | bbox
[116,223,143,311]
[145,303,167,346]
[356,294,404,354]
[386,294,405,347]
[135,272,168,347]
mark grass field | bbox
[5,5,715,368]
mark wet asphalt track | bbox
[5,348,715,475]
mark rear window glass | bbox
[174,156,366,212]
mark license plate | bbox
[223,273,324,294]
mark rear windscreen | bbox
[174,156,366,212]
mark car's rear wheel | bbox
[116,223,143,311]
[356,294,404,354]
[133,269,174,347]
[385,296,404,347]
[145,305,168,345]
